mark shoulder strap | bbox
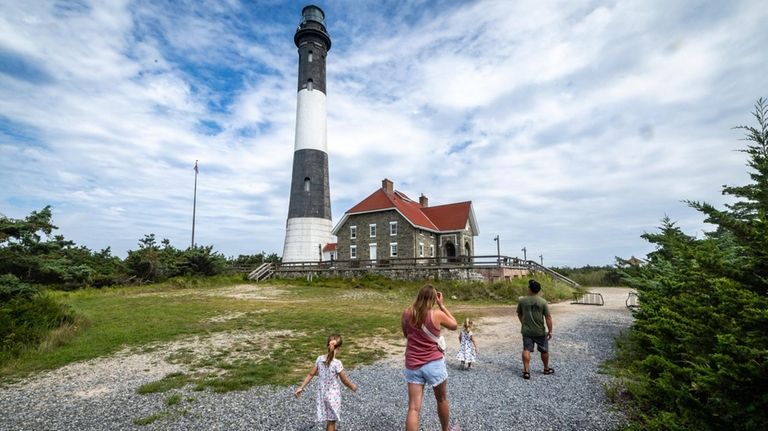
[421,324,440,342]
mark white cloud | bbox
[1,0,767,266]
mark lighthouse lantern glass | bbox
[303,7,324,24]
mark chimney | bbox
[382,178,393,194]
[419,194,428,207]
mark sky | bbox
[1,0,767,267]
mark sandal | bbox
[522,371,530,380]
[543,368,555,375]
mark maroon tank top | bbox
[402,309,444,369]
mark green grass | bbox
[137,372,190,394]
[165,393,182,406]
[1,274,574,392]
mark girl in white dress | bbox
[456,318,478,370]
[294,334,358,431]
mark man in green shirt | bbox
[516,279,554,379]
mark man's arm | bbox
[545,314,553,340]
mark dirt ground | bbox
[368,287,635,364]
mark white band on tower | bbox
[294,89,327,152]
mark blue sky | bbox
[1,0,766,266]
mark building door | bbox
[445,242,456,263]
[369,243,377,261]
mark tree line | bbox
[0,207,279,289]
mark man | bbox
[516,279,554,379]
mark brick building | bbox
[331,179,479,263]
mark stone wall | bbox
[335,209,438,261]
[276,266,486,281]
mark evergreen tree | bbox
[612,100,768,430]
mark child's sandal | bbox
[543,368,555,375]
[522,371,530,380]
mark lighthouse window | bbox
[304,177,310,192]
[307,79,313,91]
[308,51,313,62]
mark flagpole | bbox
[191,160,198,248]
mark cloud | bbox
[1,0,767,266]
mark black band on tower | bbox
[287,149,331,220]
[295,5,330,94]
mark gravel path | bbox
[0,288,633,430]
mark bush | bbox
[0,274,76,362]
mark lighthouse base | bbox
[282,217,334,263]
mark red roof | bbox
[345,188,472,233]
[422,202,472,231]
[323,243,337,252]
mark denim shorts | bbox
[404,359,448,387]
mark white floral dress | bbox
[315,355,344,422]
[455,330,477,363]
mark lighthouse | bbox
[282,5,333,263]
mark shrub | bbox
[0,274,76,362]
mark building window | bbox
[389,221,397,236]
[308,50,313,62]
[369,224,376,237]
[390,242,398,257]
[419,242,424,257]
[304,177,310,192]
[350,245,357,259]
[350,225,357,240]
[430,244,435,257]
[307,79,313,91]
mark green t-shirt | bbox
[516,295,550,337]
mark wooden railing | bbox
[272,255,579,287]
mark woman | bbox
[401,284,458,431]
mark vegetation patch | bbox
[136,372,190,394]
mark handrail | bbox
[248,262,275,282]
[275,255,578,287]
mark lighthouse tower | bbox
[282,5,333,263]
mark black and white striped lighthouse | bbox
[282,5,333,262]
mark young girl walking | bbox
[294,334,358,431]
[456,318,478,370]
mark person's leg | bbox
[326,420,336,431]
[406,383,424,431]
[538,336,551,372]
[467,361,472,369]
[522,349,531,373]
[460,360,465,369]
[433,380,450,431]
[522,336,533,375]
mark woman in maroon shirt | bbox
[401,284,458,431]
